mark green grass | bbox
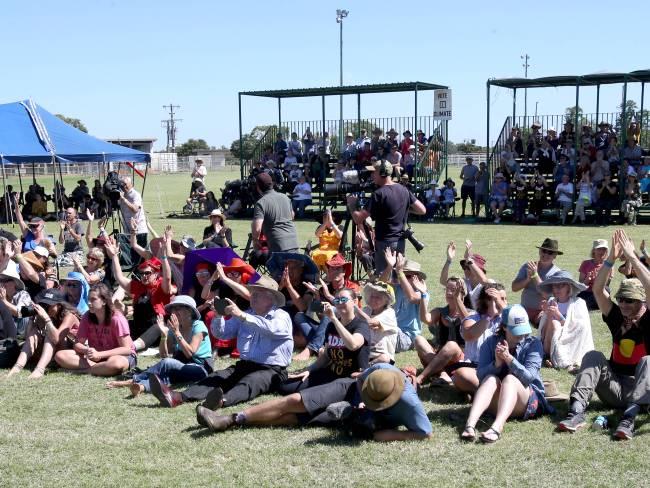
[1,170,649,487]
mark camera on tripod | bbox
[324,169,375,199]
[103,171,125,209]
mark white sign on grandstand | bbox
[433,89,452,120]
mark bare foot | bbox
[129,383,144,397]
[6,366,23,378]
[106,379,134,389]
[27,367,45,380]
[293,348,312,361]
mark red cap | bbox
[138,257,162,272]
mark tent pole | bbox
[17,162,24,205]
[141,162,149,199]
[0,155,9,226]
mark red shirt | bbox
[130,278,172,316]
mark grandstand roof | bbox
[488,70,650,89]
[240,81,447,99]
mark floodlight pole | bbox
[521,54,530,124]
[337,9,349,153]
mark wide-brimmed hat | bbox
[223,257,255,279]
[362,281,395,306]
[531,121,542,128]
[21,250,47,272]
[387,128,398,136]
[536,238,563,255]
[33,246,49,258]
[246,275,286,307]
[402,259,427,280]
[502,304,532,336]
[164,295,201,320]
[543,380,569,402]
[402,130,412,137]
[27,217,45,226]
[615,278,646,302]
[592,239,609,251]
[0,266,24,291]
[209,208,226,222]
[361,368,405,411]
[267,252,319,283]
[537,270,586,297]
[326,253,352,279]
[181,235,196,250]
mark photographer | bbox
[347,160,425,275]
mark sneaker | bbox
[558,411,586,432]
[324,401,353,422]
[139,347,160,357]
[614,416,635,440]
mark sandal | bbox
[480,427,501,444]
[460,425,477,442]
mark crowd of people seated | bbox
[1,170,649,443]
[462,119,650,225]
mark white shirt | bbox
[555,182,574,203]
[119,188,147,234]
[292,182,312,201]
[192,165,207,183]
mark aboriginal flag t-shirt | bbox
[324,316,370,378]
[603,304,650,376]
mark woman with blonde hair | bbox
[355,281,397,364]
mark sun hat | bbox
[592,239,609,251]
[346,132,354,138]
[181,235,196,250]
[209,208,226,222]
[245,274,286,307]
[361,367,405,411]
[531,121,542,128]
[267,252,319,283]
[164,295,201,320]
[502,304,532,336]
[536,238,563,255]
[387,128,398,135]
[28,217,45,226]
[543,380,569,402]
[362,281,395,306]
[537,270,586,297]
[401,259,427,280]
[465,156,474,162]
[138,257,162,272]
[33,246,49,258]
[615,278,646,302]
[403,130,412,137]
[325,253,352,279]
[0,266,24,291]
[223,257,255,278]
[60,271,86,284]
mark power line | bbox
[161,103,182,151]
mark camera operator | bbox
[252,173,299,253]
[118,175,147,250]
[347,160,426,275]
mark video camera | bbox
[324,169,375,200]
[103,171,125,209]
[220,176,258,209]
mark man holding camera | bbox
[347,160,426,275]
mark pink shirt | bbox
[578,259,610,290]
[77,312,135,354]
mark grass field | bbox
[1,169,649,487]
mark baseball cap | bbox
[502,305,532,336]
[365,160,393,175]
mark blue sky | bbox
[2,0,647,150]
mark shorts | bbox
[461,185,475,201]
[489,196,507,205]
[444,359,476,376]
[523,387,542,420]
[395,329,415,353]
[297,378,356,424]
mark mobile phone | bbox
[309,300,324,314]
[214,298,229,315]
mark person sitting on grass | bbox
[355,281,398,365]
[6,289,80,379]
[106,295,212,396]
[59,271,90,315]
[577,239,611,310]
[310,209,343,270]
[54,283,136,376]
[511,238,562,326]
[147,275,292,410]
[0,266,33,338]
[196,363,432,442]
[558,230,650,440]
[278,288,370,395]
[461,304,552,443]
[413,276,472,387]
[14,194,56,256]
[71,247,106,286]
[537,270,593,371]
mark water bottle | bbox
[591,415,608,430]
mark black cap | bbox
[35,289,68,306]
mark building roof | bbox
[488,70,650,89]
[105,138,157,143]
[240,81,447,99]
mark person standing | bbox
[252,173,299,253]
[459,157,479,217]
[347,160,426,275]
[118,176,147,267]
[190,159,207,193]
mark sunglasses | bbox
[28,224,40,229]
[226,270,241,277]
[195,271,211,277]
[140,271,154,277]
[86,256,100,262]
[333,296,350,305]
[540,249,557,256]
[617,297,639,304]
[64,282,80,289]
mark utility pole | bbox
[161,103,182,151]
[336,9,349,152]
[521,54,530,124]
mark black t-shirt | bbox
[603,304,650,376]
[369,184,417,242]
[324,316,370,378]
[202,225,233,248]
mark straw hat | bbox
[361,368,405,411]
[246,275,286,307]
[401,259,427,280]
[362,281,395,306]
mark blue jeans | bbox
[134,357,209,392]
[292,199,311,218]
[294,312,330,353]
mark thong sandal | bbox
[480,427,501,444]
[460,425,477,442]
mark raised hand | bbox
[103,236,119,258]
[383,247,397,269]
[395,253,406,272]
[526,260,538,278]
[156,314,169,336]
[86,208,95,222]
[168,312,180,334]
[322,302,336,319]
[164,225,174,241]
[446,241,456,261]
[464,239,473,259]
[617,229,636,259]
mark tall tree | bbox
[55,114,88,133]
[176,138,210,157]
[229,125,271,160]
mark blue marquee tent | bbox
[0,100,150,164]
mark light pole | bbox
[521,54,530,124]
[336,9,349,152]
[534,101,539,119]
